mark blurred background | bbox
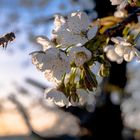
[0,0,140,140]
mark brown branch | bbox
[105,7,140,36]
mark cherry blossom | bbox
[53,14,66,32]
[30,7,140,107]
[52,11,98,47]
[104,45,124,64]
[31,47,71,84]
[112,37,139,61]
[36,36,55,51]
[45,88,69,107]
[76,88,96,106]
[104,37,140,63]
[69,46,92,67]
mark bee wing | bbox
[29,50,45,55]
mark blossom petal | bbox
[118,0,128,9]
[87,25,98,40]
[69,46,92,66]
[114,45,125,57]
[67,12,89,33]
[104,45,114,52]
[54,29,88,47]
[124,49,135,61]
[106,47,123,63]
[31,48,71,83]
[36,36,55,50]
[77,89,95,106]
[54,14,66,30]
[111,36,124,44]
[31,51,52,71]
[45,88,69,107]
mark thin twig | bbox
[105,8,140,36]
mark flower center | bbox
[80,31,87,37]
[76,52,87,60]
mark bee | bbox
[0,32,15,49]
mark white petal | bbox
[55,29,88,47]
[118,0,128,9]
[116,58,124,64]
[111,37,131,47]
[87,25,98,40]
[54,14,66,27]
[32,48,70,83]
[124,49,135,61]
[36,36,55,50]
[104,45,114,52]
[77,89,88,105]
[79,12,90,30]
[67,12,89,33]
[134,48,140,59]
[44,70,60,84]
[111,36,123,44]
[46,49,71,79]
[114,45,125,57]
[52,58,71,80]
[76,89,96,106]
[106,48,123,63]
[45,88,69,107]
[69,46,92,66]
[120,41,131,47]
[31,51,52,71]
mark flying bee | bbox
[0,32,15,49]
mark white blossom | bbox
[52,11,98,47]
[45,88,69,107]
[123,48,136,62]
[111,37,131,46]
[77,89,95,106]
[104,45,123,64]
[44,88,95,107]
[112,37,137,62]
[69,46,92,66]
[53,14,66,32]
[70,88,95,106]
[104,37,140,63]
[31,48,71,83]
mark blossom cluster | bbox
[31,12,98,106]
[104,37,140,63]
[31,7,140,106]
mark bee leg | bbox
[4,42,8,49]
